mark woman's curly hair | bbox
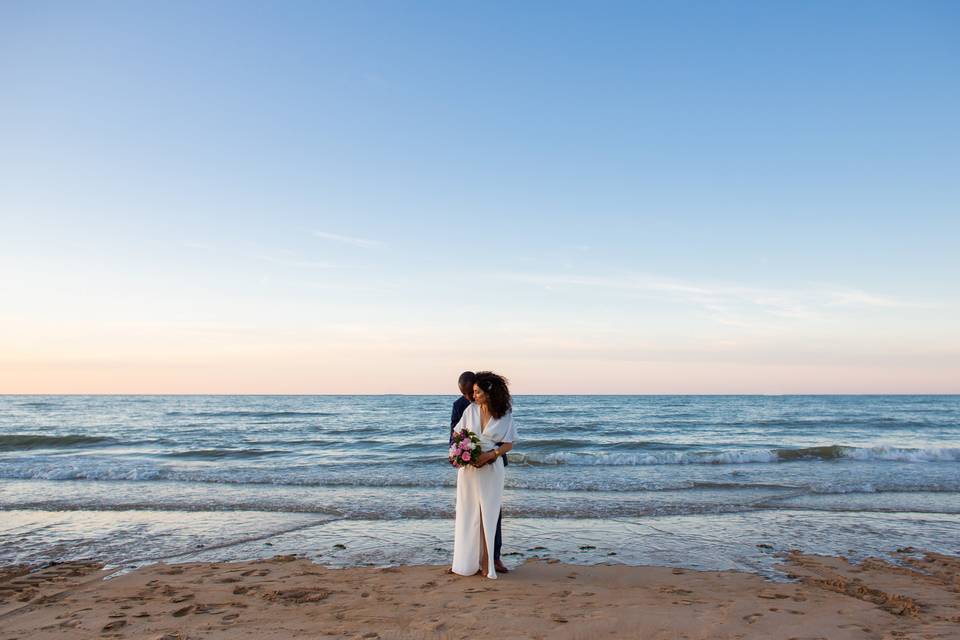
[474,371,512,419]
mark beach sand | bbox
[1,550,957,639]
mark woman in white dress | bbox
[451,371,517,579]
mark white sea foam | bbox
[515,446,960,466]
[514,449,779,466]
[841,446,960,463]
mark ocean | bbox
[1,395,957,576]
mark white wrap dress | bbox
[451,404,517,579]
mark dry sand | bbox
[1,550,957,639]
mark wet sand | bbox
[0,550,957,639]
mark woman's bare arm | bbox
[474,441,513,467]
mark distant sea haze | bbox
[1,395,958,572]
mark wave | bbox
[8,432,948,462]
[16,401,60,409]
[513,445,960,466]
[839,446,960,462]
[162,448,289,459]
[0,434,114,451]
[3,463,958,495]
[0,499,761,519]
[513,439,688,452]
[164,410,337,418]
[513,450,778,465]
[777,445,847,461]
[7,493,960,517]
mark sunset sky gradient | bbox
[2,1,958,393]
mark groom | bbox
[451,370,509,574]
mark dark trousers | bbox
[494,509,503,562]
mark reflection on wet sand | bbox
[3,510,959,580]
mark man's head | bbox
[458,371,476,400]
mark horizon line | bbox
[2,392,958,397]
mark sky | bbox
[1,1,958,394]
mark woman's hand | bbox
[472,451,497,467]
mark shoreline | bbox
[1,550,957,639]
[6,509,960,577]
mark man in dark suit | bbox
[450,370,509,573]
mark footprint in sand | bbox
[101,619,127,632]
[743,613,763,624]
[194,603,229,614]
[263,588,332,604]
[221,613,240,623]
[15,588,38,602]
[172,605,194,617]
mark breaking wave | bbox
[514,445,960,466]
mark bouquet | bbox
[449,427,482,468]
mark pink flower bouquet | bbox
[448,428,482,468]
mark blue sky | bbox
[1,1,958,393]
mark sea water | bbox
[1,395,957,575]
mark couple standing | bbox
[448,371,517,579]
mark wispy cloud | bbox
[312,230,383,248]
[498,271,927,326]
[820,287,913,308]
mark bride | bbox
[451,371,517,579]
